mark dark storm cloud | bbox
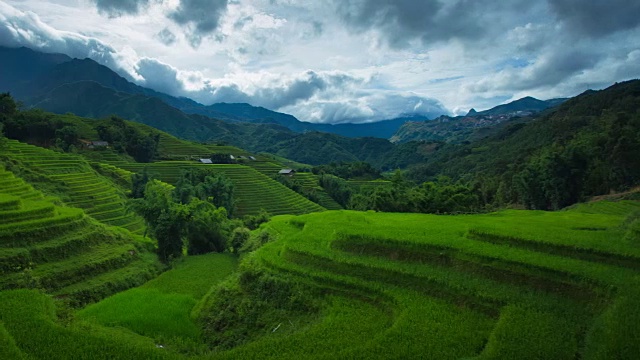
[332,0,531,47]
[211,71,360,109]
[91,0,151,17]
[156,28,177,46]
[470,47,605,93]
[254,71,328,108]
[548,0,640,37]
[169,0,229,47]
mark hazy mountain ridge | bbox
[391,97,566,143]
[0,46,414,139]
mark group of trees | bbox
[0,93,78,151]
[319,170,482,214]
[351,174,480,213]
[131,180,229,261]
[172,168,237,217]
[97,116,159,162]
[312,161,381,180]
[130,168,270,263]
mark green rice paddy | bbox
[1,136,639,359]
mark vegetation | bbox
[96,116,160,163]
[407,80,640,210]
[196,201,640,359]
[130,180,233,262]
[0,166,160,308]
[2,71,640,359]
[77,253,237,353]
[312,161,381,180]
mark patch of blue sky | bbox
[429,76,465,84]
[496,58,531,71]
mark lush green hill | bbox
[0,167,160,308]
[196,200,640,359]
[3,201,638,358]
[406,79,640,209]
[0,139,146,234]
[100,161,326,217]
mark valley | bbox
[1,46,639,359]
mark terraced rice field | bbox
[0,140,145,235]
[205,201,640,359]
[100,161,326,217]
[0,168,159,308]
[244,161,343,210]
[146,129,252,159]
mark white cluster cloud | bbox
[1,0,640,123]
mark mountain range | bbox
[1,46,565,139]
[391,97,566,143]
[0,46,419,139]
[0,46,578,168]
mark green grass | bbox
[193,201,640,359]
[1,140,146,234]
[76,253,238,351]
[2,181,639,359]
[0,162,162,308]
[78,288,200,341]
[0,289,177,360]
[141,253,238,299]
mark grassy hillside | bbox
[0,105,330,218]
[0,166,160,308]
[99,160,326,217]
[1,201,639,358]
[195,201,640,359]
[0,139,146,234]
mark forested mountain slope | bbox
[407,80,640,210]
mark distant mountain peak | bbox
[466,108,478,116]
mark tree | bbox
[228,227,251,254]
[0,93,17,117]
[186,199,229,255]
[130,180,189,262]
[196,174,236,217]
[319,174,352,207]
[55,125,79,152]
[243,209,271,230]
[0,123,6,149]
[173,169,236,217]
[130,167,152,199]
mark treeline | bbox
[0,93,79,151]
[130,168,271,262]
[312,161,381,180]
[320,172,481,214]
[0,94,160,162]
[96,116,159,162]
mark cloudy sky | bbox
[1,0,640,123]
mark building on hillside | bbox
[199,158,213,164]
[80,140,109,149]
[279,169,296,176]
[230,155,236,160]
[249,156,256,161]
[91,141,109,147]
